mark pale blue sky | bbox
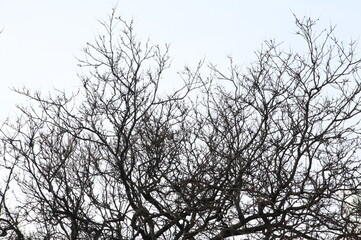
[0,1,360,120]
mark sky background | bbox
[0,0,360,121]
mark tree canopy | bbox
[1,13,361,239]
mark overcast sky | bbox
[0,0,360,121]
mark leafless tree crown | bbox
[1,14,361,239]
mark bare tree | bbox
[1,13,361,239]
